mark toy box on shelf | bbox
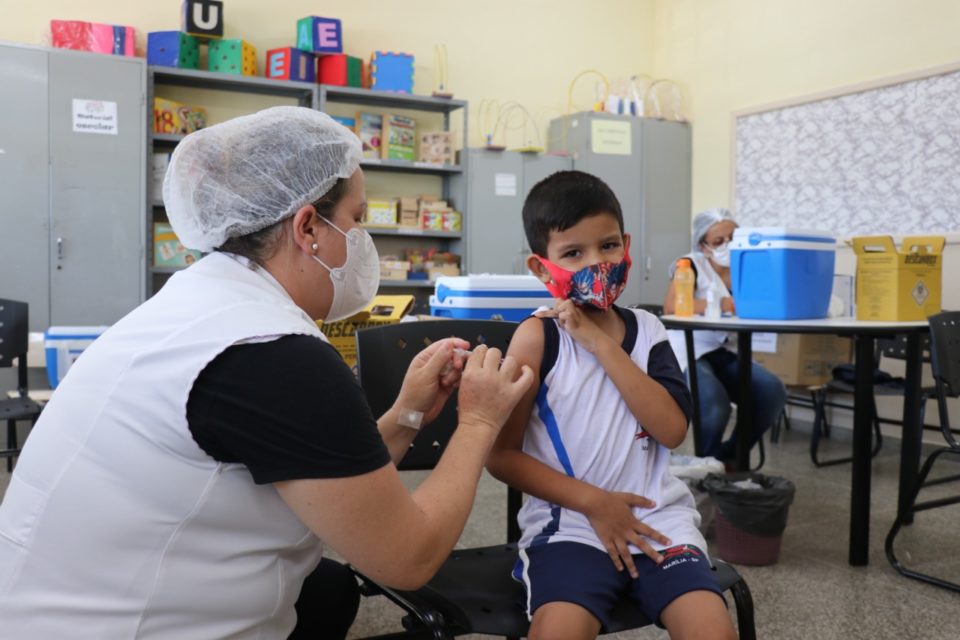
[208,39,256,76]
[356,112,383,159]
[154,223,202,268]
[181,0,224,41]
[297,16,343,54]
[370,51,414,93]
[153,98,207,135]
[366,199,398,226]
[318,54,363,87]
[51,20,135,56]
[266,47,315,82]
[382,114,417,161]
[147,31,200,69]
[419,131,455,165]
[380,259,411,280]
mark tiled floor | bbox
[345,421,960,639]
[1,420,956,638]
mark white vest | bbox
[0,253,329,639]
[518,309,705,556]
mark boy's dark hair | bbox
[522,171,624,256]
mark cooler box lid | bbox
[731,227,836,251]
[434,275,551,303]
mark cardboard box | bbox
[853,236,944,321]
[366,199,397,226]
[316,295,415,371]
[751,333,853,386]
[380,260,411,281]
[428,264,461,279]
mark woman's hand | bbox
[457,345,534,435]
[535,300,612,354]
[394,337,470,426]
[583,489,672,578]
[722,296,736,314]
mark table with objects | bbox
[660,314,929,567]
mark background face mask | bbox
[312,217,380,321]
[708,242,731,267]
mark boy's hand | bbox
[583,490,672,578]
[534,300,611,354]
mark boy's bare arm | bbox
[536,301,688,448]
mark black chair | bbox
[885,312,960,593]
[354,319,756,639]
[0,299,42,471]
[809,335,936,467]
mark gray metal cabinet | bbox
[548,113,691,305]
[454,149,571,275]
[0,43,145,331]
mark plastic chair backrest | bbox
[877,334,932,363]
[928,311,960,399]
[0,299,29,370]
[356,319,517,471]
[628,303,664,317]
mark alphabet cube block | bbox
[147,32,200,69]
[370,51,414,93]
[317,54,363,87]
[50,20,135,56]
[296,16,343,54]
[207,39,257,76]
[266,48,315,82]
[181,0,224,41]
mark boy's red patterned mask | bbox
[535,249,632,311]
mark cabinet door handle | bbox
[645,255,652,279]
[57,237,64,260]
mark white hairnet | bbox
[163,106,362,252]
[692,208,736,252]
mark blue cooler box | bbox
[730,228,836,320]
[430,275,553,321]
[44,326,109,389]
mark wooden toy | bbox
[370,51,414,93]
[419,131,455,165]
[296,16,343,54]
[147,32,200,69]
[181,0,224,41]
[266,47,315,82]
[208,39,257,76]
[50,20,135,56]
[318,54,363,87]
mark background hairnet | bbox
[163,106,362,252]
[692,207,736,252]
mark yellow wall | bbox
[1,0,656,148]
[652,0,960,213]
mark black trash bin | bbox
[703,472,796,566]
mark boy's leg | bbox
[660,590,737,640]
[629,545,733,639]
[528,602,601,640]
[516,542,626,640]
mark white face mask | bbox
[708,242,731,268]
[312,216,380,321]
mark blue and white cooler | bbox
[730,228,836,320]
[430,275,553,321]
[44,326,109,388]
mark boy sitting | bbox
[486,171,737,640]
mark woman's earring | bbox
[311,243,318,252]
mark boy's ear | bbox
[526,255,552,284]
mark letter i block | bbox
[207,39,257,76]
[147,32,200,69]
[317,54,363,87]
[266,48,316,82]
[296,16,343,54]
[181,0,224,41]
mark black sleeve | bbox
[647,340,694,424]
[187,334,391,484]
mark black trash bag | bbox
[702,472,796,537]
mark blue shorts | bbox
[514,541,723,630]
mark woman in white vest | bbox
[0,107,533,639]
[663,208,787,466]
